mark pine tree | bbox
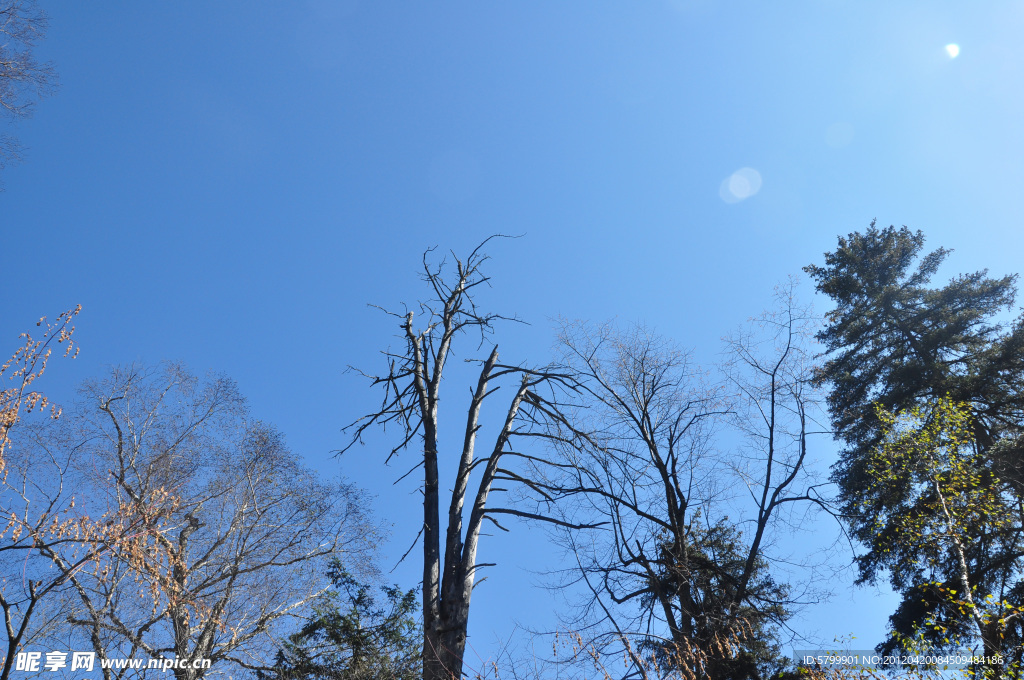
[805,223,1024,661]
[261,560,420,680]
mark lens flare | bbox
[719,168,762,203]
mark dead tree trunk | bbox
[343,240,594,680]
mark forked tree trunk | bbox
[341,243,585,680]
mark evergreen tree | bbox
[262,560,420,680]
[864,398,1023,675]
[640,521,791,680]
[805,223,1024,659]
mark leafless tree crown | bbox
[537,285,837,680]
[0,0,56,170]
[6,363,374,680]
[341,238,599,680]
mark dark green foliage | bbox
[261,560,420,680]
[805,223,1024,657]
[805,223,1023,459]
[641,521,791,680]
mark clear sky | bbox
[3,0,1024,667]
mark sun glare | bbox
[719,167,762,203]
[945,44,960,59]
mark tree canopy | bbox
[807,223,1024,662]
[262,559,420,680]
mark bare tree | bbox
[0,307,83,680]
[0,0,56,175]
[20,363,375,680]
[0,306,79,468]
[341,239,594,680]
[0,420,125,680]
[546,286,833,680]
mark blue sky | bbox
[4,0,1024,666]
